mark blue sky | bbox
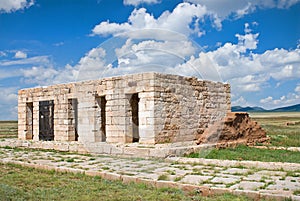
[0,0,299,120]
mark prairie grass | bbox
[186,145,300,163]
[250,112,300,147]
[0,121,17,139]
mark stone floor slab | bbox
[0,147,298,200]
[181,175,213,185]
[230,181,265,190]
[210,176,240,184]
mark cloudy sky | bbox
[0,0,299,120]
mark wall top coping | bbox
[18,72,228,95]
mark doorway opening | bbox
[95,96,106,142]
[26,102,33,140]
[68,99,78,141]
[130,93,139,142]
[39,100,54,141]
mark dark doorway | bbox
[39,100,54,141]
[95,96,106,142]
[130,93,139,142]
[26,102,33,140]
[100,96,107,142]
[68,99,78,141]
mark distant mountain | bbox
[231,104,300,112]
[270,104,300,112]
[231,106,266,112]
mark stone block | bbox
[102,172,121,181]
[179,184,212,196]
[110,146,123,155]
[259,193,289,201]
[136,178,156,188]
[210,187,231,195]
[53,143,69,151]
[232,190,260,201]
[85,170,101,177]
[156,181,178,189]
[149,148,169,158]
[142,72,156,80]
[123,147,149,157]
[121,175,137,184]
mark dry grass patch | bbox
[0,121,17,139]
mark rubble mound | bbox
[197,112,269,147]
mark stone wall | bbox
[18,72,231,145]
[152,74,230,143]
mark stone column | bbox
[32,101,39,141]
[138,92,156,144]
[106,95,127,143]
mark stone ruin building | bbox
[18,72,268,155]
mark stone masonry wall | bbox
[18,72,230,145]
[152,74,230,143]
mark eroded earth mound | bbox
[197,112,269,147]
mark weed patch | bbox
[158,174,169,181]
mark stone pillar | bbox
[17,102,26,140]
[106,95,127,143]
[138,92,156,144]
[76,83,98,143]
[32,101,39,141]
[54,95,67,141]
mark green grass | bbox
[0,121,17,139]
[187,145,300,163]
[0,163,252,201]
[158,174,169,181]
[250,113,300,147]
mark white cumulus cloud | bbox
[14,51,27,59]
[21,66,59,85]
[0,0,34,13]
[199,25,300,88]
[260,93,300,109]
[232,96,250,106]
[0,87,18,120]
[92,21,131,37]
[92,3,210,37]
[260,96,273,104]
[185,0,300,19]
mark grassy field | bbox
[0,163,251,201]
[250,112,300,147]
[0,121,17,139]
[188,144,300,163]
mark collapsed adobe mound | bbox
[197,112,269,147]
